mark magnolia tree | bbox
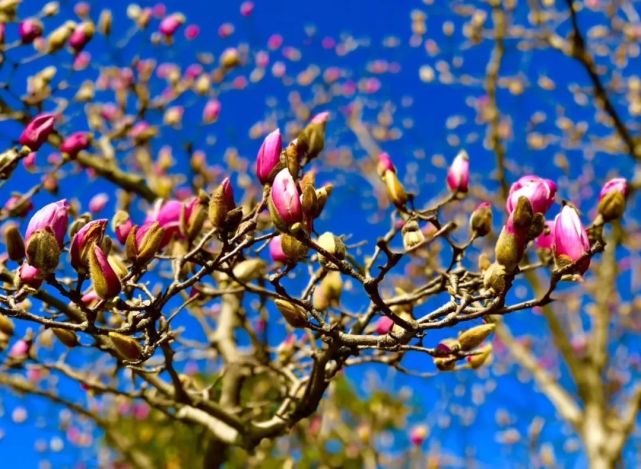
[0,0,638,467]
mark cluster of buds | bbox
[433,323,495,371]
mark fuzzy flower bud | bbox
[470,202,493,237]
[112,211,133,244]
[18,263,43,289]
[4,223,25,262]
[159,13,185,37]
[69,219,107,273]
[25,199,69,249]
[88,244,121,299]
[269,235,292,264]
[597,177,629,222]
[208,177,236,230]
[19,18,43,43]
[275,299,308,328]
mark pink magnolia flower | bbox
[446,150,469,193]
[269,236,290,263]
[19,19,43,43]
[70,219,107,272]
[89,193,109,214]
[25,199,70,248]
[19,113,56,151]
[377,152,396,174]
[375,316,394,335]
[61,132,92,158]
[310,111,330,125]
[146,197,201,243]
[270,169,303,228]
[159,13,184,37]
[9,339,30,358]
[184,24,200,40]
[90,244,121,299]
[553,205,591,274]
[506,175,557,215]
[256,129,282,184]
[19,263,43,288]
[240,1,255,16]
[202,99,221,123]
[599,177,629,200]
[114,214,133,244]
[535,220,555,250]
[409,424,428,446]
[69,23,93,52]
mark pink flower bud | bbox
[267,33,283,50]
[184,24,200,40]
[599,177,628,200]
[269,236,291,263]
[9,339,30,358]
[240,1,255,16]
[89,193,109,214]
[69,23,93,52]
[23,152,37,171]
[159,13,184,37]
[377,152,396,174]
[256,129,283,184]
[113,213,133,244]
[310,111,330,125]
[218,23,234,39]
[553,205,590,274]
[446,150,469,193]
[18,263,43,289]
[270,169,303,228]
[70,219,107,272]
[202,99,221,123]
[19,113,56,151]
[89,244,121,299]
[535,220,555,250]
[5,195,32,218]
[25,199,70,248]
[73,51,91,71]
[506,175,557,215]
[375,316,394,335]
[60,132,92,158]
[19,19,43,43]
[409,425,428,446]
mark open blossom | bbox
[19,113,56,151]
[256,129,283,184]
[446,150,469,193]
[60,132,92,158]
[506,175,557,215]
[270,168,303,229]
[25,200,70,248]
[553,205,591,274]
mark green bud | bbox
[275,299,308,328]
[26,229,60,273]
[4,224,25,262]
[458,323,495,351]
[109,332,143,361]
[52,327,78,347]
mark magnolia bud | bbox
[470,202,492,237]
[47,20,75,53]
[127,222,165,265]
[316,232,346,264]
[512,196,533,229]
[458,323,495,351]
[298,112,328,161]
[446,150,470,193]
[434,338,461,357]
[528,213,546,240]
[52,328,78,347]
[313,270,343,311]
[402,220,425,251]
[483,262,506,294]
[0,314,14,336]
[269,169,303,231]
[434,356,456,371]
[4,223,25,261]
[275,299,308,328]
[467,344,492,369]
[280,233,308,261]
[70,219,107,273]
[232,259,266,283]
[109,332,143,361]
[208,177,235,230]
[256,129,282,185]
[597,178,629,222]
[19,113,56,151]
[88,244,121,299]
[26,229,60,273]
[112,211,133,244]
[495,225,524,273]
[382,170,408,207]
